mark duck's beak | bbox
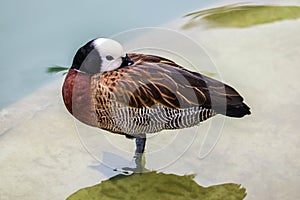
[121,54,134,67]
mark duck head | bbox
[71,38,133,74]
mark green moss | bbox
[66,172,246,200]
[183,4,300,29]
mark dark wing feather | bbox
[101,53,250,116]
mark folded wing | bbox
[96,53,250,117]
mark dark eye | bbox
[106,55,114,61]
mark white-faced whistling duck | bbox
[62,38,250,161]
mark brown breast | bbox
[62,69,97,127]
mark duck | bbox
[62,38,250,158]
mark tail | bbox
[225,103,251,118]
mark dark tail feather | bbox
[225,103,251,118]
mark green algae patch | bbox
[66,172,246,200]
[183,4,300,29]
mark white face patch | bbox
[92,38,126,72]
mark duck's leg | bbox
[135,134,146,154]
[134,134,146,172]
[122,134,147,173]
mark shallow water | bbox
[0,0,210,109]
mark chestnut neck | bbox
[62,69,96,126]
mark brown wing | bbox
[97,53,247,113]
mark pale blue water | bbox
[0,0,217,109]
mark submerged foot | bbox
[123,135,147,173]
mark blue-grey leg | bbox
[122,134,148,173]
[134,134,146,173]
[135,135,146,154]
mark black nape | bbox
[71,39,102,74]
